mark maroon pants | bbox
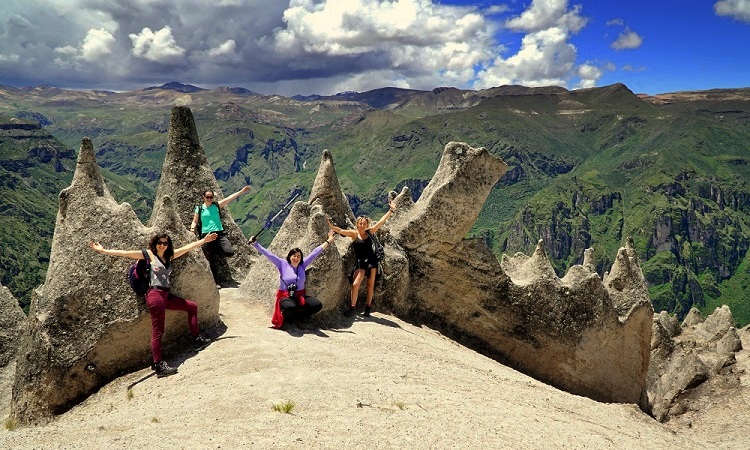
[146,288,200,363]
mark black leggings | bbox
[280,297,322,321]
[202,232,234,257]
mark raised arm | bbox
[90,242,144,260]
[218,185,251,209]
[303,230,336,268]
[327,217,358,239]
[368,199,396,233]
[249,238,284,269]
[173,232,218,259]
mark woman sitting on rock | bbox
[248,230,335,329]
[328,199,395,317]
[90,232,217,378]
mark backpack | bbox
[194,204,203,236]
[127,249,151,295]
[367,229,385,261]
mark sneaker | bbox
[152,360,177,378]
[344,306,356,317]
[363,306,371,317]
[194,334,212,350]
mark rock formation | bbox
[152,106,252,285]
[240,141,654,407]
[239,150,353,321]
[648,305,744,421]
[1,285,26,419]
[10,130,220,424]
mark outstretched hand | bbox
[328,229,335,240]
[203,232,218,243]
[90,241,104,253]
[248,235,257,244]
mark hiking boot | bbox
[152,360,177,378]
[363,306,372,317]
[344,305,356,317]
[194,334,212,350]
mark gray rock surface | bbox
[1,286,25,419]
[10,135,220,425]
[647,305,745,422]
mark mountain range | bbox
[1,81,749,326]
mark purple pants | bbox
[145,288,200,362]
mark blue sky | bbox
[0,0,748,96]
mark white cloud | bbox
[476,0,605,90]
[0,0,610,95]
[0,53,20,63]
[714,0,750,23]
[505,0,587,33]
[476,26,576,88]
[80,28,116,61]
[611,28,643,50]
[129,26,186,63]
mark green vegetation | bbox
[272,400,295,413]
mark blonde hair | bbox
[356,216,370,226]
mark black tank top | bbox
[353,236,375,260]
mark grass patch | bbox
[151,417,160,423]
[126,389,134,400]
[391,401,406,410]
[272,400,296,414]
[4,416,18,430]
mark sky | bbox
[0,0,749,97]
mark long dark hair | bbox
[286,247,304,265]
[149,233,174,264]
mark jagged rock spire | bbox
[390,142,508,254]
[309,149,355,227]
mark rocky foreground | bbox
[2,288,748,449]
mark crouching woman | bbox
[249,230,335,329]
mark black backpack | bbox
[127,249,151,295]
[367,229,385,261]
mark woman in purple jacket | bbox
[249,229,335,328]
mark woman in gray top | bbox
[90,231,217,378]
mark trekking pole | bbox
[248,192,300,243]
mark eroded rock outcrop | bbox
[10,133,220,425]
[648,305,744,421]
[153,106,252,285]
[1,285,26,419]
[240,141,654,407]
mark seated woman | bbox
[249,230,335,329]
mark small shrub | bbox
[392,401,406,410]
[272,400,295,413]
[4,417,19,431]
[151,417,160,423]
[126,389,134,400]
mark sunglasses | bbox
[204,195,214,199]
[157,240,169,246]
